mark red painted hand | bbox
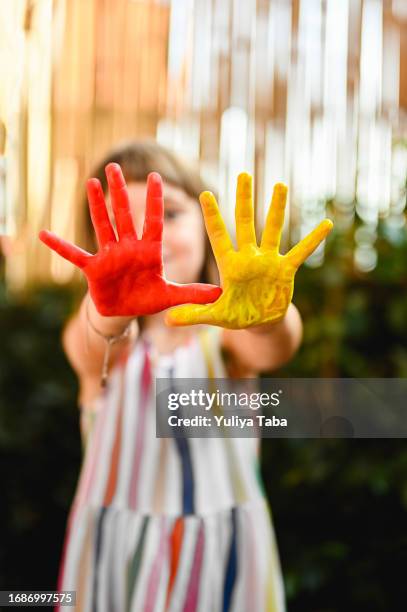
[39,164,222,316]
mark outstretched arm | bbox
[40,164,221,402]
[62,292,138,406]
[222,303,302,374]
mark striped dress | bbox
[57,326,286,612]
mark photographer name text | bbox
[168,414,287,428]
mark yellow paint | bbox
[166,173,333,329]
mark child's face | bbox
[105,181,206,284]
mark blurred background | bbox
[0,1,406,610]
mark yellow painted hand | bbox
[165,173,333,329]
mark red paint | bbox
[39,164,222,316]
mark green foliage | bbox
[262,224,407,610]
[263,438,407,611]
[281,224,407,377]
[0,283,82,590]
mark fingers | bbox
[142,172,163,242]
[87,178,116,248]
[165,282,222,326]
[39,230,92,269]
[165,303,217,327]
[260,183,288,251]
[235,173,257,249]
[199,191,234,261]
[105,163,137,240]
[285,219,333,269]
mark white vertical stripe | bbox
[89,368,123,506]
[114,343,145,506]
[134,390,161,511]
[60,506,91,601]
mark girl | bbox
[40,141,331,611]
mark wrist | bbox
[85,293,136,337]
[247,312,289,336]
[84,294,138,387]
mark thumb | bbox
[165,282,222,308]
[165,303,216,327]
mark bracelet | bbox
[85,296,133,387]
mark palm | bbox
[209,245,294,328]
[166,174,333,329]
[83,238,167,316]
[39,164,221,317]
